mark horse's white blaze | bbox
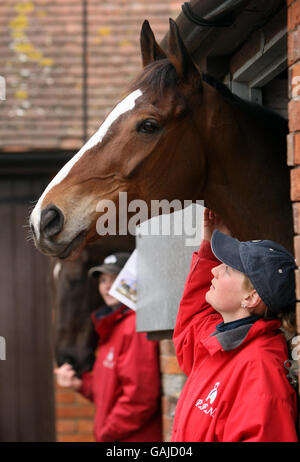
[30,89,143,238]
[53,262,62,280]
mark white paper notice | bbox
[109,249,137,310]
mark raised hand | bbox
[203,208,232,242]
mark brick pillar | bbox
[287,0,300,394]
[55,383,95,442]
[159,340,186,441]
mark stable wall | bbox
[287,0,300,394]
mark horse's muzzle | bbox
[30,204,86,259]
[40,204,64,239]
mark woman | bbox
[54,252,162,442]
[172,208,298,442]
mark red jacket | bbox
[79,305,162,442]
[172,240,298,442]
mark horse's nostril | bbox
[40,205,64,239]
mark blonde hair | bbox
[243,274,254,292]
[243,275,296,334]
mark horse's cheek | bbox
[120,143,155,178]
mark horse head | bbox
[29,19,208,259]
[30,19,292,257]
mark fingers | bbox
[54,363,76,387]
[204,208,217,225]
[204,208,220,225]
[203,207,232,237]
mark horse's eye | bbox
[137,119,160,134]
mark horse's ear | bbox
[168,18,201,87]
[140,20,167,67]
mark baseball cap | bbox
[211,230,296,314]
[88,252,130,278]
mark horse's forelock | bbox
[130,59,179,97]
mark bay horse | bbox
[52,244,99,376]
[29,19,293,256]
[53,236,134,376]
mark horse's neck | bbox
[199,95,293,250]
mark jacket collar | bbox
[91,304,132,343]
[200,318,282,355]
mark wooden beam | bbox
[230,7,287,87]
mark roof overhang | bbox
[161,0,286,85]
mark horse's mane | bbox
[202,72,288,131]
[130,59,287,132]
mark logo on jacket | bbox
[103,347,115,368]
[205,382,220,404]
[195,382,221,418]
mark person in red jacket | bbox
[172,208,298,442]
[54,252,162,442]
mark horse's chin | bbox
[33,230,87,261]
[56,231,87,261]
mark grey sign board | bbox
[135,204,204,335]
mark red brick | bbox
[288,28,300,66]
[56,405,95,419]
[288,0,300,31]
[294,134,300,165]
[294,235,300,265]
[0,0,183,150]
[76,393,94,405]
[287,133,295,166]
[296,302,300,334]
[57,433,95,443]
[288,100,300,132]
[56,420,76,434]
[159,339,176,355]
[291,168,300,201]
[55,390,76,404]
[60,138,83,150]
[77,419,94,434]
[288,133,300,166]
[160,355,182,374]
[295,269,300,301]
[292,202,300,234]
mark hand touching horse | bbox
[30,19,292,257]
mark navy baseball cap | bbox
[211,230,296,314]
[88,252,130,278]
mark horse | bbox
[53,236,134,376]
[29,19,293,256]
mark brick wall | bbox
[0,0,182,150]
[287,0,300,395]
[160,340,186,442]
[55,383,95,442]
[0,0,84,149]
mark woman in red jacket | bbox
[172,208,298,442]
[54,252,162,442]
